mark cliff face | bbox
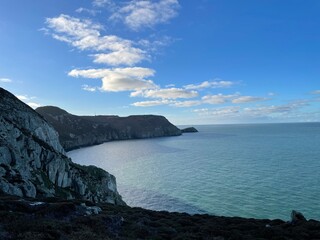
[0,88,124,205]
[36,106,182,151]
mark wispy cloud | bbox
[93,0,114,8]
[193,101,310,122]
[202,93,268,105]
[82,84,98,92]
[69,67,157,92]
[131,90,270,108]
[131,99,174,107]
[243,101,308,116]
[184,80,235,90]
[202,93,238,104]
[232,96,268,104]
[311,90,320,94]
[0,78,12,83]
[138,35,175,53]
[172,100,202,107]
[131,88,198,99]
[194,106,240,116]
[132,99,202,107]
[75,7,99,16]
[110,0,180,31]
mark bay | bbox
[68,123,320,220]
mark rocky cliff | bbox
[0,87,124,204]
[36,106,182,151]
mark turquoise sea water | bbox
[68,123,320,220]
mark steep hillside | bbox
[36,106,182,151]
[0,87,124,205]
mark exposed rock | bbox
[291,210,306,223]
[181,127,198,133]
[78,203,102,215]
[36,106,182,151]
[0,87,125,205]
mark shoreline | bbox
[65,133,184,152]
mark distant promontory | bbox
[36,106,182,151]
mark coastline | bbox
[64,133,184,152]
[68,123,320,221]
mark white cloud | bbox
[232,96,268,104]
[171,100,201,107]
[27,102,42,109]
[93,0,114,7]
[137,35,175,53]
[0,78,12,83]
[75,7,99,15]
[110,0,180,31]
[132,99,202,108]
[202,93,268,105]
[45,14,147,66]
[184,80,234,90]
[69,67,157,92]
[131,88,198,99]
[193,101,309,121]
[194,106,240,116]
[92,48,147,66]
[16,95,29,101]
[202,93,238,104]
[15,95,41,109]
[82,84,98,92]
[312,90,320,94]
[243,101,308,116]
[46,14,101,40]
[193,108,209,113]
[131,99,172,107]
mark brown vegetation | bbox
[0,194,319,240]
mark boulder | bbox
[291,210,306,223]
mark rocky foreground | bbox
[1,194,319,240]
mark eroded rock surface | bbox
[0,87,124,205]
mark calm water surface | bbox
[68,123,320,220]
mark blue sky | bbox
[0,0,319,124]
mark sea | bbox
[68,123,320,221]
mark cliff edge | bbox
[0,87,124,205]
[36,106,182,151]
